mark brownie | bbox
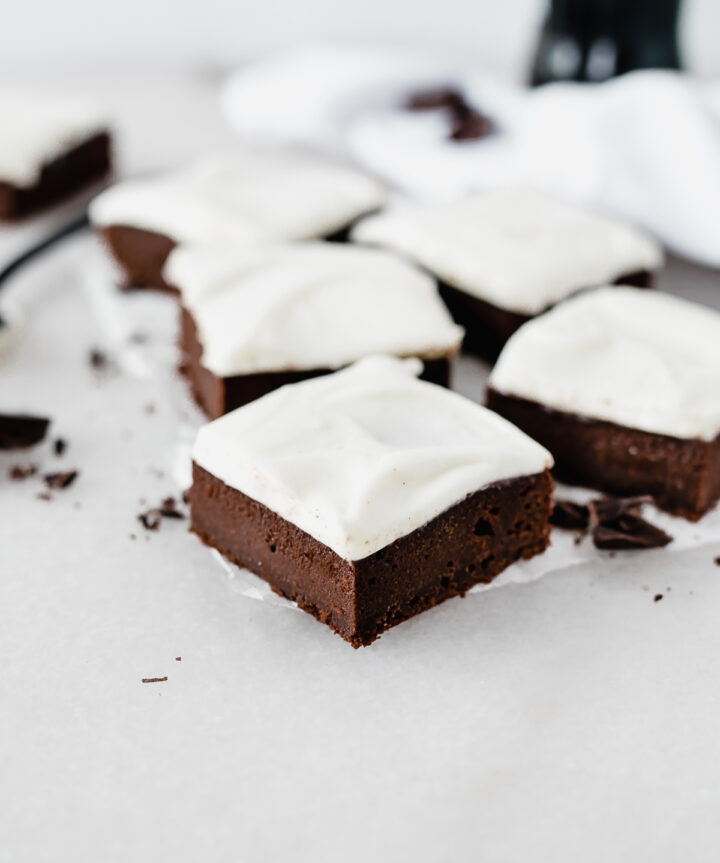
[486,390,720,520]
[170,241,463,416]
[0,132,111,221]
[191,464,553,646]
[487,287,720,520]
[438,269,653,362]
[180,306,453,418]
[189,356,554,645]
[352,188,663,361]
[89,151,387,291]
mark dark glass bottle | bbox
[530,0,683,86]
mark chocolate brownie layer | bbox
[180,306,453,418]
[0,133,111,221]
[486,388,720,520]
[100,225,178,293]
[190,462,553,646]
[441,269,653,362]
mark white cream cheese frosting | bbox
[89,150,386,246]
[193,355,553,561]
[489,286,720,441]
[0,90,107,188]
[166,242,464,376]
[352,188,663,315]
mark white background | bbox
[0,0,719,81]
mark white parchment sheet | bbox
[2,80,720,863]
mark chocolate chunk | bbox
[53,438,67,457]
[44,470,78,490]
[9,462,37,480]
[0,413,50,450]
[449,107,495,142]
[138,509,162,531]
[405,86,465,112]
[654,594,664,602]
[588,495,651,524]
[141,676,167,683]
[550,500,590,529]
[592,513,672,550]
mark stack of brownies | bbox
[5,97,718,646]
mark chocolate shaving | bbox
[53,438,67,457]
[138,509,162,531]
[405,86,495,142]
[588,496,652,524]
[0,413,50,450]
[9,462,37,480]
[405,86,465,112]
[592,513,672,551]
[449,106,495,141]
[141,677,167,683]
[138,495,186,530]
[550,500,590,530]
[43,470,78,490]
[159,496,185,519]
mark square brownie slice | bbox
[168,242,464,417]
[487,287,720,520]
[352,188,662,360]
[189,356,554,646]
[89,150,386,291]
[0,90,111,220]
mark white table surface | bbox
[2,75,720,863]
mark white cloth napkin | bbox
[222,44,720,268]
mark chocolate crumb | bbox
[44,470,78,490]
[129,332,148,345]
[138,509,162,531]
[550,500,590,530]
[36,491,52,501]
[53,438,67,457]
[144,404,156,415]
[405,86,495,142]
[654,594,663,602]
[182,489,190,504]
[714,556,720,567]
[141,677,167,684]
[89,348,109,370]
[159,497,185,519]
[9,462,37,480]
[175,656,181,662]
[129,533,137,540]
[0,413,50,450]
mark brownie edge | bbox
[486,388,720,521]
[190,462,553,646]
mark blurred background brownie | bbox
[190,356,554,646]
[166,242,464,416]
[0,90,111,221]
[89,150,387,291]
[352,188,663,361]
[487,287,720,520]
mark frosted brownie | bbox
[89,151,386,291]
[487,287,720,520]
[189,356,554,646]
[0,90,111,220]
[352,188,662,360]
[166,242,464,417]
